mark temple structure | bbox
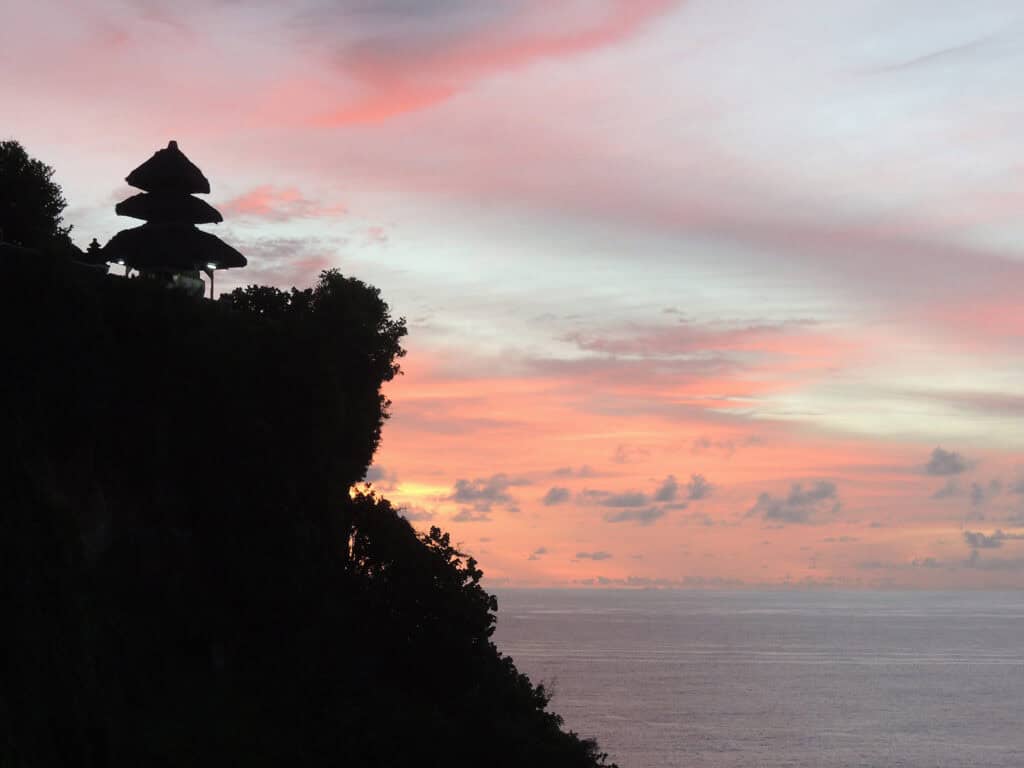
[104,141,246,297]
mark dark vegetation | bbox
[1,144,615,766]
[0,140,79,263]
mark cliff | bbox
[0,253,614,767]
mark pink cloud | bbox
[318,0,679,124]
[220,186,347,222]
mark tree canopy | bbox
[0,139,70,248]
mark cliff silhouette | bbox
[0,145,616,766]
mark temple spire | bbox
[103,140,246,297]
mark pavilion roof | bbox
[103,223,246,271]
[125,140,211,195]
[116,191,223,224]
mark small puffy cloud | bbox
[925,447,967,476]
[681,511,714,526]
[970,479,1002,507]
[364,464,399,491]
[601,491,649,508]
[400,506,434,522]
[448,473,528,511]
[452,509,492,523]
[611,444,650,464]
[970,482,986,507]
[576,551,613,561]
[964,551,1024,570]
[582,474,710,522]
[528,546,548,561]
[603,506,666,525]
[789,481,838,505]
[553,465,595,477]
[691,435,762,457]
[542,487,571,506]
[654,475,679,502]
[686,473,713,500]
[963,529,1024,549]
[747,480,839,524]
[692,436,733,456]
[931,480,960,499]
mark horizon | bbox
[6,0,1024,588]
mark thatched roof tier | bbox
[125,140,211,194]
[116,192,223,224]
[104,223,246,271]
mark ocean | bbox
[491,589,1024,768]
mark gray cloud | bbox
[576,551,613,561]
[583,473,710,516]
[400,505,434,522]
[448,473,528,511]
[747,480,840,524]
[963,529,1024,549]
[964,551,1024,571]
[691,435,763,457]
[681,511,715,526]
[541,486,570,506]
[603,506,666,525]
[654,475,678,502]
[611,443,651,464]
[553,465,595,478]
[601,491,649,508]
[970,482,986,507]
[364,464,399,490]
[931,479,960,499]
[528,546,548,561]
[686,473,712,500]
[925,447,968,476]
[452,509,491,523]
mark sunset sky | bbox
[6,0,1024,587]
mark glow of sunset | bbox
[7,0,1024,587]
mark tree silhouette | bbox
[1,144,618,768]
[0,140,70,248]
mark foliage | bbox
[0,252,616,767]
[0,139,70,248]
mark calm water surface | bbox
[492,589,1024,768]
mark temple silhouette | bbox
[103,140,246,296]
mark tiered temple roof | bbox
[104,141,245,274]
